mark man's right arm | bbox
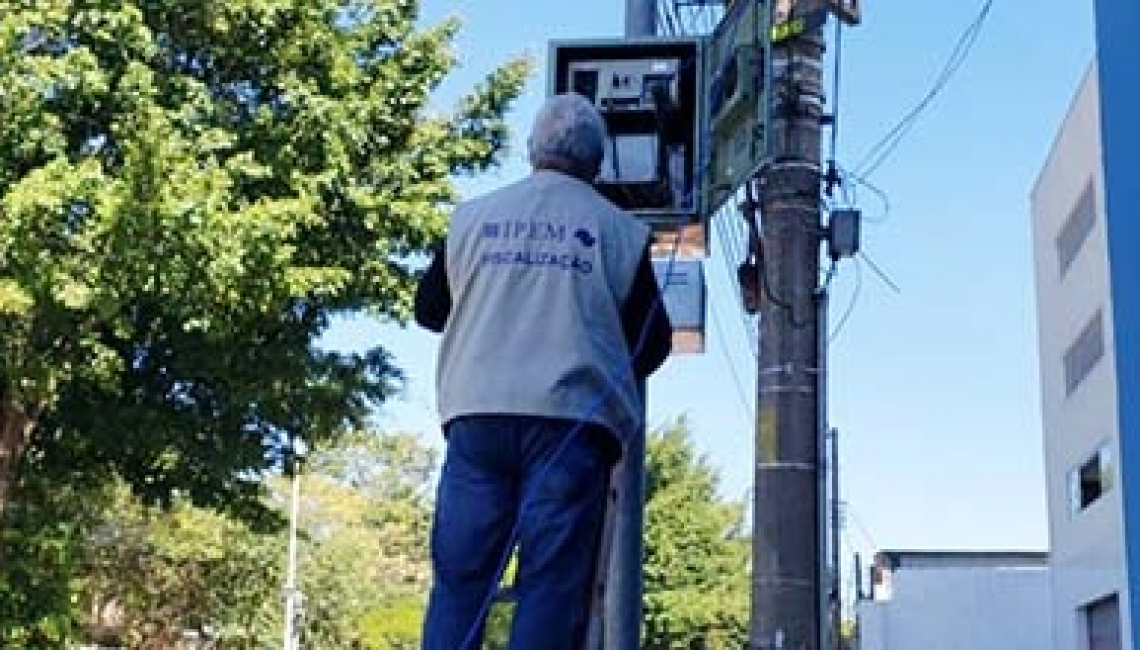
[621,243,672,379]
[414,243,450,333]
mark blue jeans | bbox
[422,415,614,650]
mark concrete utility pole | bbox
[601,6,656,648]
[751,11,827,650]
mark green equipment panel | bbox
[702,0,773,215]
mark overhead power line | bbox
[854,0,995,179]
[828,259,862,344]
[709,298,756,426]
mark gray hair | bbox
[527,93,607,180]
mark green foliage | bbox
[0,477,105,647]
[479,556,520,650]
[482,602,514,650]
[841,617,857,648]
[80,483,281,647]
[278,429,437,648]
[358,595,425,649]
[0,0,529,631]
[3,416,754,648]
[643,417,750,649]
[0,0,530,514]
[61,428,439,649]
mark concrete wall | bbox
[1030,67,1130,650]
[857,566,1052,650]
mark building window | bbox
[1069,443,1114,513]
[1083,594,1121,650]
[1064,310,1104,396]
[1056,180,1097,276]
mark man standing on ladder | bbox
[414,92,673,650]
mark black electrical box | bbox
[549,37,704,232]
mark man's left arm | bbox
[414,244,450,333]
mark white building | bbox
[856,550,1052,650]
[1031,65,1130,650]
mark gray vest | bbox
[438,170,651,445]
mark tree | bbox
[79,484,280,648]
[0,0,529,522]
[0,473,111,645]
[25,428,439,649]
[288,428,438,648]
[643,418,750,649]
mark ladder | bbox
[582,470,621,649]
[493,461,630,650]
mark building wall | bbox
[1031,67,1135,650]
[1093,1,1140,647]
[1031,67,1130,650]
[857,567,1052,650]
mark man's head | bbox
[528,93,607,182]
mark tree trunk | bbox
[0,399,36,524]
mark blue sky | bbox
[323,0,1098,579]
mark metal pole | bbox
[751,14,826,650]
[817,293,830,650]
[625,0,657,38]
[830,428,841,649]
[603,8,656,650]
[605,383,648,650]
[283,458,302,650]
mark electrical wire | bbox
[720,204,748,267]
[713,209,760,359]
[709,298,755,427]
[828,256,862,344]
[658,6,673,36]
[857,249,901,295]
[839,164,891,224]
[662,4,680,36]
[704,3,721,33]
[845,502,881,552]
[660,0,763,413]
[854,0,995,179]
[667,1,684,36]
[714,211,739,275]
[715,206,750,305]
[662,0,758,353]
[821,258,839,292]
[662,0,763,381]
[857,0,994,177]
[685,5,702,34]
